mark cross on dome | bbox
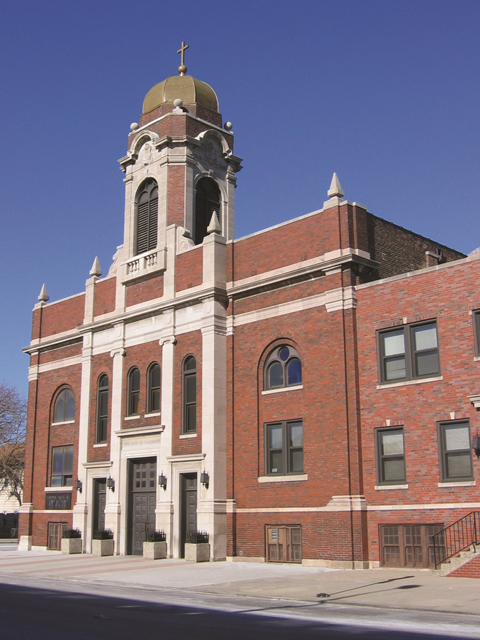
[177,41,189,76]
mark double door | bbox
[129,459,157,555]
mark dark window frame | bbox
[182,355,197,434]
[265,420,304,476]
[95,374,109,444]
[473,310,480,357]
[127,367,140,416]
[377,320,440,384]
[135,178,158,256]
[147,362,161,414]
[375,427,406,485]
[264,345,302,390]
[438,420,474,482]
[53,388,75,424]
[51,445,73,487]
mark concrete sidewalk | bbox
[0,548,479,616]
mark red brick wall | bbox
[88,353,113,463]
[167,165,185,227]
[126,274,164,307]
[40,295,85,337]
[94,278,116,316]
[448,554,480,578]
[176,248,203,292]
[39,342,82,365]
[122,341,163,430]
[172,331,202,457]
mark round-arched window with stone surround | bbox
[264,345,302,390]
[194,177,220,245]
[135,178,158,255]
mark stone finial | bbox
[90,257,102,277]
[327,173,344,198]
[207,211,222,235]
[38,284,49,303]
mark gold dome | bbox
[142,75,219,114]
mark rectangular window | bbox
[266,421,303,475]
[378,321,440,383]
[376,428,406,484]
[438,421,473,482]
[51,445,73,487]
[473,310,480,357]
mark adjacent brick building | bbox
[20,59,479,569]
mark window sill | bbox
[377,375,443,390]
[180,433,197,439]
[93,443,108,448]
[438,481,476,487]
[124,415,140,421]
[262,385,303,396]
[375,484,408,490]
[258,474,308,483]
[145,412,161,418]
[44,486,72,492]
[51,420,75,426]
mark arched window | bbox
[264,345,302,390]
[127,367,140,416]
[147,363,161,413]
[96,374,109,443]
[194,177,220,245]
[53,388,75,423]
[135,179,158,255]
[182,356,197,433]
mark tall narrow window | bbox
[194,178,220,245]
[266,421,303,475]
[147,363,161,413]
[127,367,140,416]
[135,179,158,255]
[182,356,197,433]
[53,388,75,423]
[376,428,406,485]
[96,374,109,444]
[438,421,473,482]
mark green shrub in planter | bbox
[62,528,82,539]
[146,530,166,542]
[61,529,82,554]
[92,529,114,540]
[185,531,210,562]
[187,530,209,544]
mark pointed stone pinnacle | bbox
[207,211,222,234]
[90,257,102,277]
[38,284,49,303]
[327,173,344,198]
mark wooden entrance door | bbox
[129,459,157,555]
[93,479,106,534]
[47,522,67,550]
[180,473,197,557]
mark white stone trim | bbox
[377,376,443,389]
[44,487,72,492]
[438,481,476,488]
[51,420,75,427]
[258,474,308,483]
[30,355,82,377]
[375,484,408,490]
[368,501,480,511]
[167,453,206,463]
[261,385,303,395]
[179,433,197,439]
[82,461,113,469]
[93,443,107,448]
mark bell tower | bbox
[118,45,242,285]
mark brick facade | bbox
[20,67,478,571]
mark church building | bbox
[20,45,480,570]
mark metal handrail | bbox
[432,511,480,569]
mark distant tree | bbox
[0,383,26,505]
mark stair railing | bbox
[432,511,480,569]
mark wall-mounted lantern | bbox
[106,477,115,491]
[472,434,480,458]
[158,472,167,490]
[74,479,82,493]
[200,470,209,489]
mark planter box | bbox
[92,538,114,556]
[61,538,82,555]
[185,542,210,563]
[143,541,167,560]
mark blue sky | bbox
[2,0,480,398]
